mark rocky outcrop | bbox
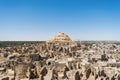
[14,62,31,80]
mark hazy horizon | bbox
[0,0,120,41]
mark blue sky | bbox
[0,0,120,41]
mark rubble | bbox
[0,33,120,80]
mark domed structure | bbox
[48,32,72,42]
[47,32,77,46]
[46,32,77,53]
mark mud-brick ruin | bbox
[0,32,120,80]
[46,32,77,53]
